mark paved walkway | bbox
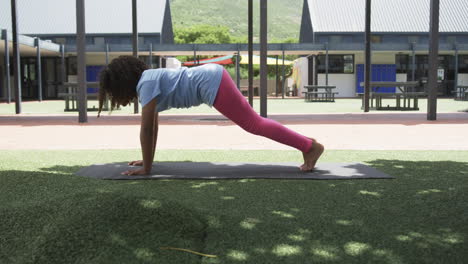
[1,112,467,150]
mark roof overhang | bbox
[0,30,61,56]
[62,43,468,57]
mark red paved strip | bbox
[1,113,467,150]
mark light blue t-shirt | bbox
[136,63,224,112]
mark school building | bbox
[0,0,173,101]
[1,0,468,102]
[298,0,468,97]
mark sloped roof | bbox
[0,0,166,35]
[307,0,468,32]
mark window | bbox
[317,54,354,74]
[408,36,419,44]
[459,55,468,73]
[105,37,131,45]
[67,57,77,75]
[396,54,410,73]
[54,38,66,44]
[371,35,381,43]
[447,36,457,44]
[329,35,342,44]
[94,37,105,45]
[139,56,160,69]
[144,36,161,45]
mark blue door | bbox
[86,66,104,94]
[356,64,396,93]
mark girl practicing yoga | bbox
[98,56,324,176]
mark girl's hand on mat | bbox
[128,160,143,166]
[121,168,150,176]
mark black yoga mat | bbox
[76,162,393,180]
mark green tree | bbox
[174,25,232,44]
[174,24,295,81]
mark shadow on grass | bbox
[1,159,467,264]
[0,172,208,264]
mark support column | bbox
[259,0,267,117]
[11,0,22,113]
[427,0,440,121]
[281,47,285,99]
[248,0,253,106]
[132,0,139,114]
[105,43,109,64]
[411,42,416,81]
[312,55,318,85]
[76,0,87,123]
[325,42,329,86]
[60,44,66,84]
[2,29,11,103]
[149,43,153,68]
[454,44,458,93]
[35,38,42,101]
[193,44,197,65]
[364,0,371,112]
[105,43,110,110]
[275,55,279,97]
[236,52,240,90]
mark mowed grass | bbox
[1,149,467,264]
[0,98,467,115]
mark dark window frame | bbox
[396,54,410,74]
[371,35,382,44]
[459,55,468,74]
[317,54,354,74]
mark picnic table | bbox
[58,82,109,112]
[303,85,338,102]
[454,86,468,101]
[359,81,426,111]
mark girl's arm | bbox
[151,111,159,162]
[122,97,158,175]
[127,112,158,167]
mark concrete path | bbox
[1,112,467,150]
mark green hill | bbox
[170,0,303,42]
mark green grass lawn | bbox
[1,150,467,263]
[0,98,467,115]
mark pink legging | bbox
[213,69,313,153]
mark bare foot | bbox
[301,138,324,171]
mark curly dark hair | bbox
[98,55,149,117]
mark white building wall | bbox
[354,52,396,65]
[370,53,396,64]
[308,52,401,98]
[354,53,364,65]
[166,57,181,69]
[296,57,309,98]
[317,74,355,97]
[86,54,106,66]
[395,73,408,93]
[458,74,468,85]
